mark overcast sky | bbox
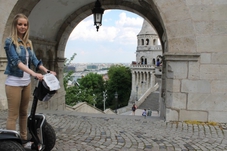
[65,10,143,63]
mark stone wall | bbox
[0,0,17,110]
[0,0,227,122]
[30,37,66,111]
[152,0,227,122]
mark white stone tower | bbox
[136,20,162,65]
[129,19,162,105]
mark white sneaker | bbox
[23,141,32,149]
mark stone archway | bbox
[1,0,227,122]
[54,1,168,118]
[0,0,167,112]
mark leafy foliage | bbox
[106,65,132,109]
[64,60,132,111]
[78,73,105,109]
[65,86,96,106]
[65,86,80,106]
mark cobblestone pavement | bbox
[1,110,227,151]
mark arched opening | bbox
[65,10,143,63]
[146,39,149,45]
[3,0,224,125]
[153,39,156,45]
[1,0,166,119]
[141,39,144,45]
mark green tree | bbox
[64,54,105,107]
[78,72,105,109]
[65,85,97,106]
[106,65,132,110]
[65,86,80,106]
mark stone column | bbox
[145,71,148,89]
[150,69,155,87]
[131,71,136,102]
[164,53,200,121]
[132,71,135,92]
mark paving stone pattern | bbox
[1,110,227,151]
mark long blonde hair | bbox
[10,13,32,49]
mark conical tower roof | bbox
[138,20,157,35]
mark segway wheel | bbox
[42,122,56,151]
[0,140,26,151]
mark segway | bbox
[0,74,59,151]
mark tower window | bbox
[153,39,156,45]
[140,56,147,65]
[153,58,155,65]
[146,39,149,45]
[141,39,144,45]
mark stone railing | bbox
[130,64,155,69]
[137,45,162,50]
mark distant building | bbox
[87,64,98,70]
[129,19,162,104]
[136,20,162,65]
[75,64,87,72]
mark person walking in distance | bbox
[142,109,147,118]
[4,13,56,145]
[147,108,152,117]
[132,104,137,115]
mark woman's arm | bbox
[18,63,56,80]
[18,62,44,80]
[38,65,56,76]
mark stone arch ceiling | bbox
[57,0,165,52]
[28,0,91,40]
[7,0,195,53]
[10,1,164,43]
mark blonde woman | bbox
[4,13,56,145]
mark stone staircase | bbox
[137,76,161,112]
[137,91,159,112]
[114,77,162,115]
